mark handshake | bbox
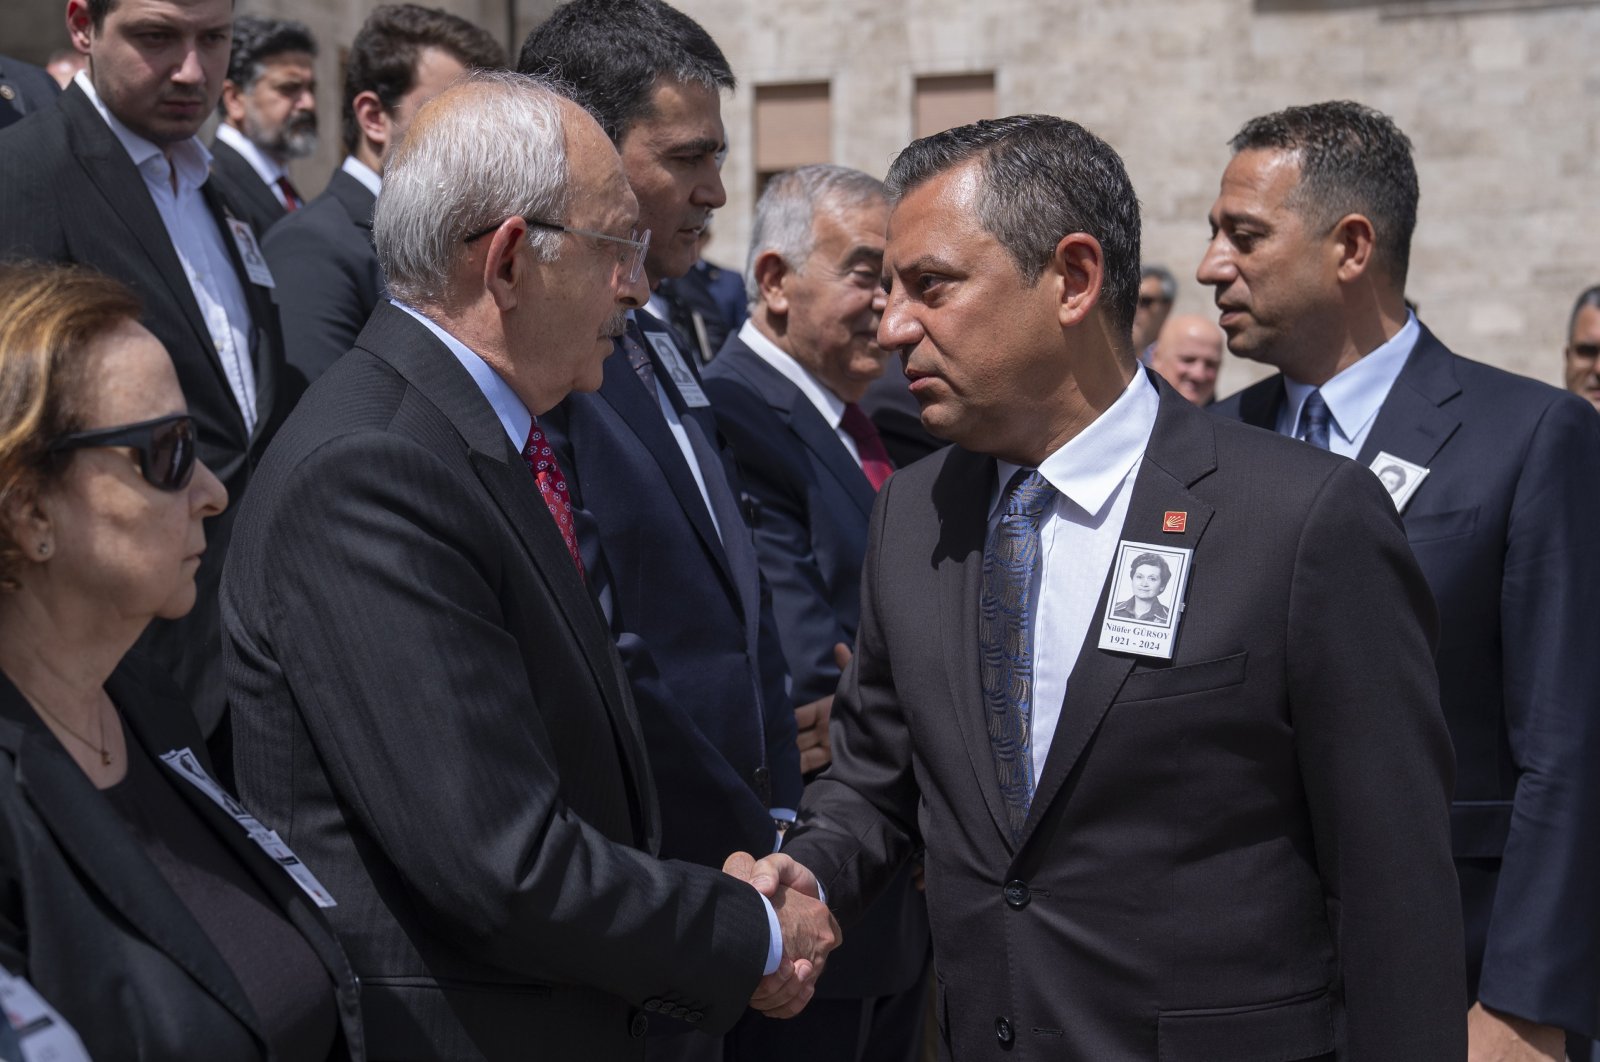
[722,851,842,1019]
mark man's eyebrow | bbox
[843,245,884,265]
[1217,208,1269,229]
[665,136,725,157]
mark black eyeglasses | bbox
[48,414,196,492]
[463,216,651,286]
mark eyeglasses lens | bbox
[147,419,196,491]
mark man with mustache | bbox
[0,0,296,757]
[519,2,815,1056]
[210,16,318,237]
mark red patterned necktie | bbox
[839,403,895,490]
[523,419,585,580]
[276,176,303,211]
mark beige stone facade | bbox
[6,0,1597,390]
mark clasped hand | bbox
[723,851,841,1018]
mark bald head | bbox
[1150,314,1223,405]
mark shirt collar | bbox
[991,369,1160,522]
[214,122,285,186]
[1284,312,1420,442]
[340,155,382,198]
[391,300,530,451]
[737,319,847,429]
[75,69,211,195]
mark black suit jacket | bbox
[0,654,363,1061]
[0,83,298,737]
[222,302,768,1060]
[209,136,289,237]
[1213,326,1600,1038]
[0,54,59,130]
[262,167,384,384]
[704,335,931,1001]
[540,314,803,876]
[783,378,1467,1060]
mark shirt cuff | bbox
[759,892,783,976]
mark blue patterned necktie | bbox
[980,468,1058,842]
[1298,389,1332,450]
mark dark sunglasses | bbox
[1569,342,1600,362]
[47,414,196,492]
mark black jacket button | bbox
[1004,879,1030,909]
[687,1011,703,1024]
[996,1016,1014,1045]
[643,998,661,1013]
[630,1013,649,1038]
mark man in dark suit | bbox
[739,114,1468,1059]
[210,16,318,237]
[1564,284,1600,413]
[0,0,294,743]
[704,165,930,1062]
[263,4,504,384]
[1202,101,1600,1060]
[654,225,748,363]
[224,73,839,1061]
[519,6,811,1055]
[0,53,60,129]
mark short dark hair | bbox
[217,17,317,116]
[884,114,1142,343]
[1569,285,1600,343]
[516,0,734,145]
[1229,101,1419,291]
[342,4,506,154]
[1128,551,1172,592]
[1140,264,1176,302]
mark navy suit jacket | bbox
[540,314,802,879]
[704,336,931,999]
[1213,325,1600,1038]
[0,54,59,130]
[262,167,384,384]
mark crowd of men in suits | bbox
[1,0,1599,1057]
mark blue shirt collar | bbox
[391,300,530,451]
[1283,312,1419,443]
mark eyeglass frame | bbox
[462,216,651,287]
[46,413,197,493]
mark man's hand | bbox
[723,852,840,1018]
[794,644,852,773]
[1467,1002,1565,1061]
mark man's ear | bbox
[220,79,247,127]
[1331,213,1377,283]
[482,217,532,311]
[1051,232,1104,329]
[352,91,390,154]
[753,250,790,316]
[65,0,94,53]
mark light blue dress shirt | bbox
[1277,313,1421,458]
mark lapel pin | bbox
[1162,511,1187,533]
[0,86,15,102]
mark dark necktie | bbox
[1297,389,1331,450]
[980,468,1058,842]
[839,403,895,490]
[276,176,303,212]
[523,419,584,580]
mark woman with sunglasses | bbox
[0,263,363,1060]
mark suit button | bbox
[630,1013,649,1038]
[753,766,771,803]
[996,1016,1014,1046]
[643,998,661,1012]
[1004,880,1030,909]
[671,1005,689,1020]
[687,1011,703,1024]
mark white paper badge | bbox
[643,331,710,407]
[1368,451,1429,512]
[160,748,337,908]
[0,970,92,1062]
[1097,540,1194,660]
[225,217,276,288]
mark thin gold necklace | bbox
[29,697,111,766]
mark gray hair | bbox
[375,69,570,307]
[744,165,887,306]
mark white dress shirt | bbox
[340,155,383,198]
[990,370,1160,784]
[1277,312,1420,458]
[76,71,258,433]
[214,122,289,208]
[737,320,862,465]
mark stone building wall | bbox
[6,0,1596,390]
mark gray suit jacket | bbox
[783,376,1467,1060]
[222,302,769,1059]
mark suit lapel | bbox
[202,180,275,441]
[62,87,220,368]
[365,306,656,841]
[1236,373,1286,431]
[1020,383,1219,850]
[1354,327,1462,473]
[931,447,1016,846]
[0,677,263,1042]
